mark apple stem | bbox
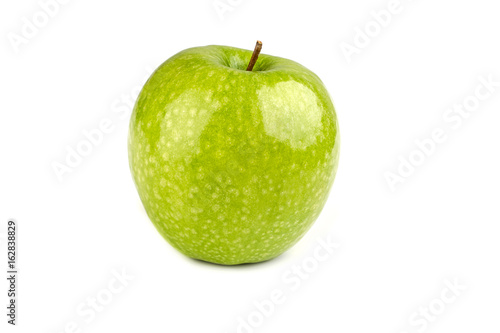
[246,40,262,71]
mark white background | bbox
[1,0,500,332]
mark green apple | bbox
[128,42,340,265]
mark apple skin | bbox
[128,45,340,265]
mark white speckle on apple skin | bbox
[128,45,340,265]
